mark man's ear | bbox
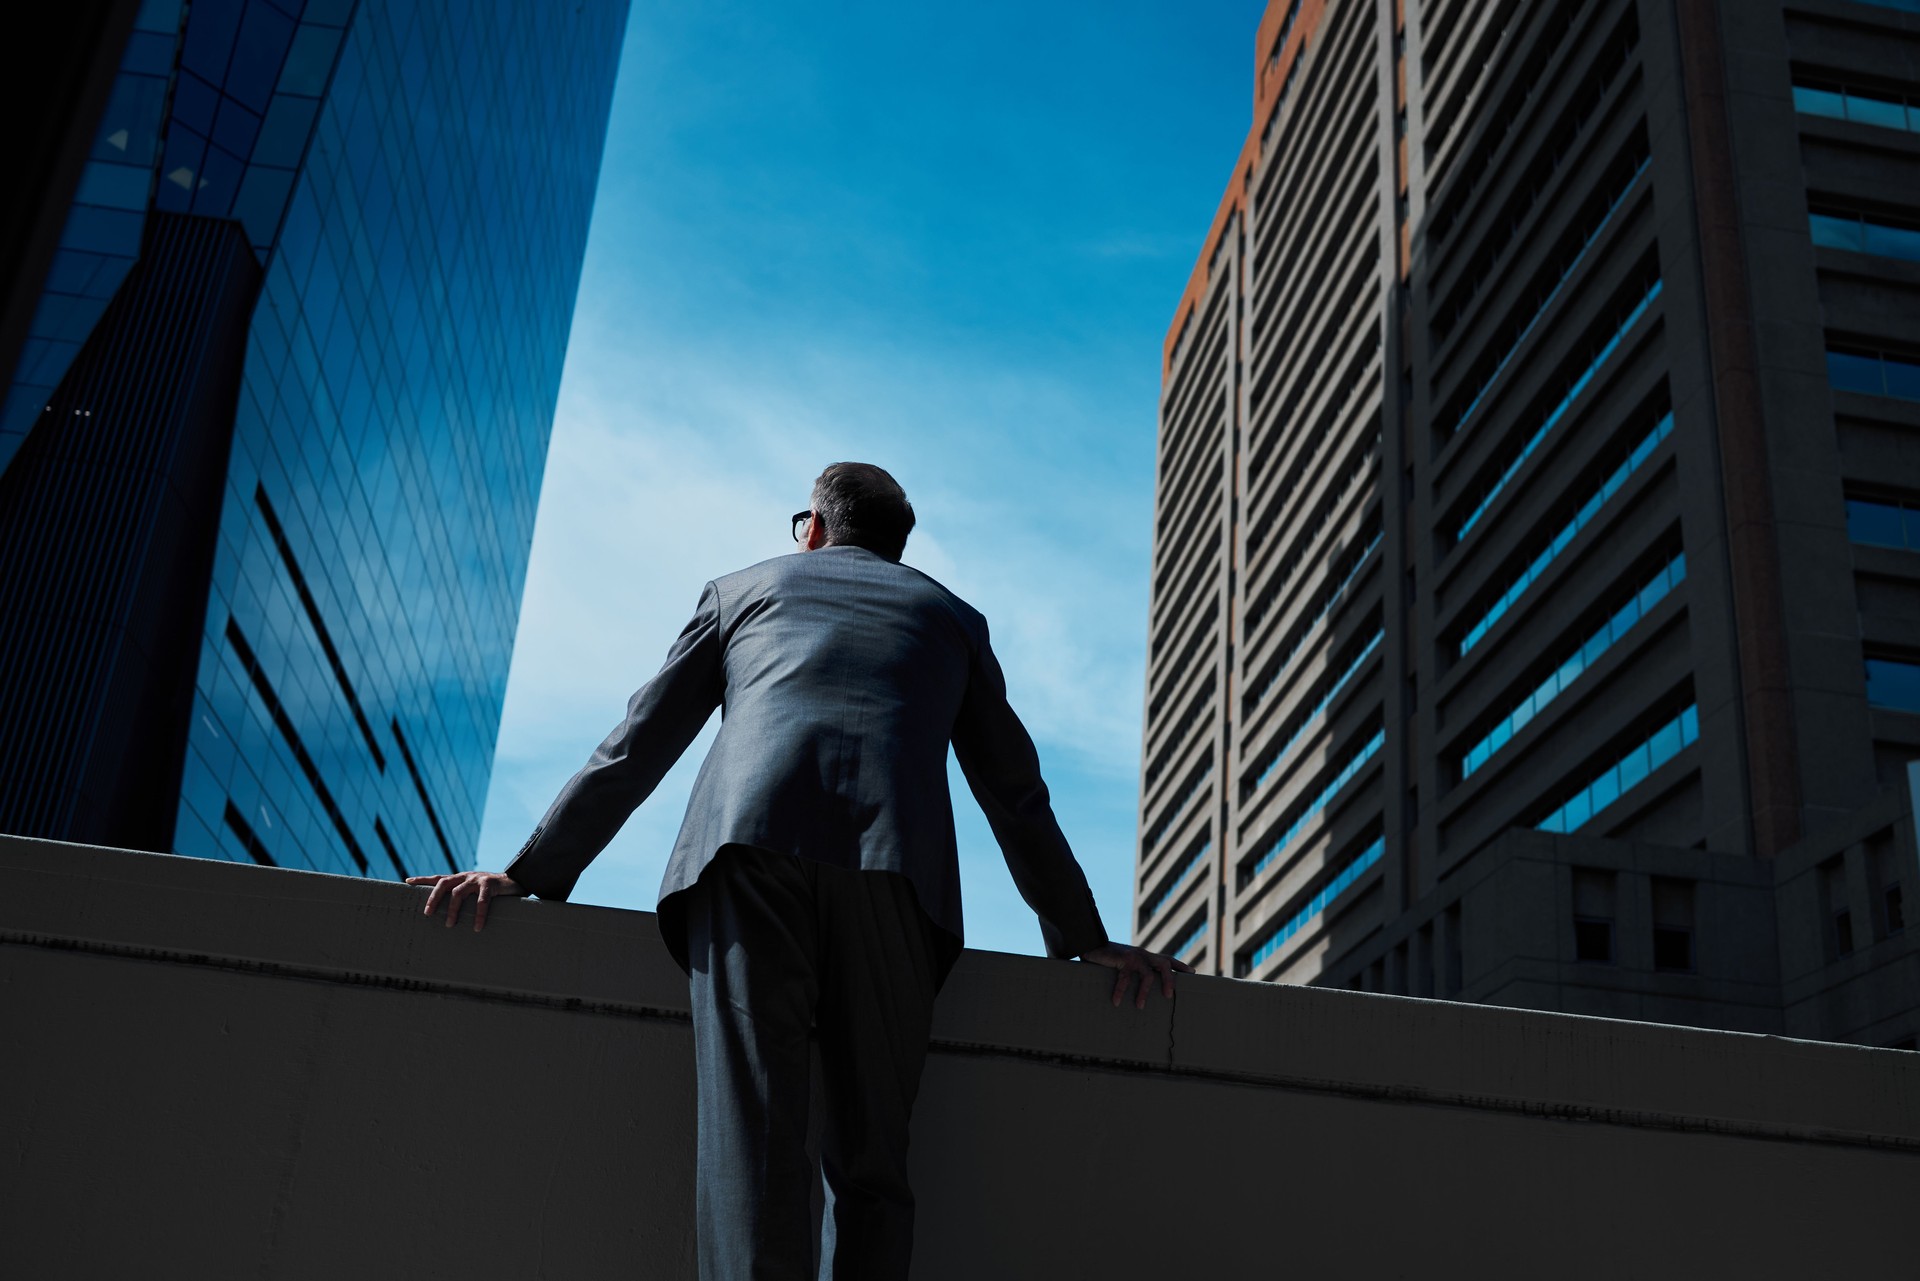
[806,514,829,550]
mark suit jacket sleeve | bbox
[950,618,1109,959]
[505,582,724,901]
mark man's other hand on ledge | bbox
[408,871,525,932]
[1079,941,1193,1010]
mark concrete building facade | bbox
[1134,0,1920,1047]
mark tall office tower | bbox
[0,0,629,878]
[1135,0,1920,1046]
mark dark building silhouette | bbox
[0,0,629,876]
[1135,0,1920,1046]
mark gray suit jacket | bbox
[504,544,1109,970]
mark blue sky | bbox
[473,1,1267,954]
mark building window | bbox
[1827,347,1920,401]
[1462,552,1685,778]
[1245,729,1387,883]
[1651,876,1695,972]
[1793,81,1920,134]
[1245,629,1384,797]
[1239,835,1385,974]
[1142,755,1214,855]
[1141,838,1211,927]
[1865,658,1920,713]
[1457,408,1674,656]
[1441,151,1653,439]
[1537,705,1700,835]
[1453,279,1665,544]
[1573,868,1616,964]
[1242,530,1385,713]
[1172,915,1209,964]
[1871,832,1907,938]
[1444,903,1464,996]
[1822,858,1854,959]
[1809,209,1920,263]
[1845,496,1920,551]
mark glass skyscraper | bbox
[0,0,629,879]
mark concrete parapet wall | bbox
[4,835,1917,1278]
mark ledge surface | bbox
[5,836,1917,1278]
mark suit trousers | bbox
[682,844,953,1281]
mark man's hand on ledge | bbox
[407,871,525,932]
[1078,941,1193,1010]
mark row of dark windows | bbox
[255,484,386,772]
[1454,401,1672,659]
[1434,141,1650,434]
[1141,753,1214,860]
[1246,408,1379,603]
[1448,269,1662,550]
[1143,673,1215,794]
[1427,1,1637,260]
[1156,383,1225,543]
[1571,868,1695,972]
[1866,658,1920,714]
[1248,187,1380,437]
[1242,521,1382,717]
[1146,601,1218,724]
[1419,0,1524,186]
[1793,80,1920,135]
[1243,627,1383,803]
[1250,56,1375,304]
[1537,703,1698,837]
[1241,724,1385,889]
[1154,381,1227,547]
[1152,481,1222,613]
[1160,292,1225,446]
[1263,0,1304,73]
[1459,548,1684,781]
[1149,527,1222,652]
[1239,833,1384,977]
[1249,0,1374,283]
[1828,347,1920,402]
[1244,447,1379,636]
[1246,342,1380,558]
[1337,902,1465,999]
[1140,837,1211,930]
[1810,208,1920,262]
[1822,831,1908,964]
[1149,588,1222,715]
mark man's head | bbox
[801,462,915,561]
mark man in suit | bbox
[411,462,1189,1280]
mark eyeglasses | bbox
[790,510,813,543]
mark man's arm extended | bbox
[411,582,725,927]
[950,616,1193,1005]
[950,618,1108,959]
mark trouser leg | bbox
[812,864,950,1281]
[685,848,821,1281]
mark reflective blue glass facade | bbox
[0,1,182,466]
[175,0,627,876]
[0,0,627,878]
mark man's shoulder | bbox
[711,549,987,631]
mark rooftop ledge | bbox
[6,833,1917,1277]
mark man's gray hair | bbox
[810,462,915,561]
